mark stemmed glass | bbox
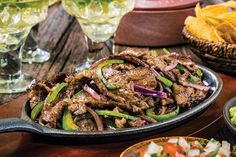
[49,0,60,5]
[0,0,48,93]
[21,24,50,63]
[62,0,135,71]
[21,0,59,63]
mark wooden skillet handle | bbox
[0,118,41,133]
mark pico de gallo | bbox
[142,137,233,157]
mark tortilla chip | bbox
[200,4,229,17]
[185,2,236,44]
[204,16,223,26]
[216,12,236,27]
[216,22,236,43]
[213,29,226,42]
[220,32,235,44]
[195,3,203,19]
[185,16,219,42]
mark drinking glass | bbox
[22,24,50,63]
[0,0,48,93]
[49,0,60,5]
[22,0,59,63]
[62,0,135,71]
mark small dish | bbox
[223,97,236,136]
[120,136,209,157]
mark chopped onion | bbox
[188,149,200,157]
[145,142,163,156]
[83,84,101,100]
[165,59,178,71]
[133,85,167,98]
[204,139,221,155]
[222,141,230,150]
[188,83,210,91]
[168,138,178,144]
[217,147,230,157]
[217,141,231,157]
[179,137,191,152]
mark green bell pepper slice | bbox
[196,69,203,77]
[31,82,67,121]
[72,90,84,98]
[158,76,173,87]
[47,82,67,103]
[189,74,198,84]
[62,107,79,131]
[31,101,44,120]
[96,59,124,90]
[146,106,179,121]
[176,64,186,71]
[96,110,138,121]
[163,48,170,54]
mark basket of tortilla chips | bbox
[183,1,236,75]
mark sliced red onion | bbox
[151,68,161,78]
[90,58,107,69]
[133,85,167,98]
[165,59,178,71]
[86,106,104,131]
[83,84,101,100]
[129,81,134,91]
[188,149,200,157]
[138,115,157,123]
[188,83,210,91]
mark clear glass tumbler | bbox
[0,0,48,93]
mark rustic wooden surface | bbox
[0,1,236,157]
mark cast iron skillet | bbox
[0,65,222,142]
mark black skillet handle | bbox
[0,118,41,133]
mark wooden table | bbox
[0,2,236,157]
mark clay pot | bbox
[115,0,202,47]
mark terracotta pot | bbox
[115,0,202,47]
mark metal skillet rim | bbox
[21,64,223,137]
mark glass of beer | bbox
[62,0,135,71]
[0,0,48,93]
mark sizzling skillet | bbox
[0,65,222,142]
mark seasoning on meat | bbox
[27,48,209,131]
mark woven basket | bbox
[182,27,236,75]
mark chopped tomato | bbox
[139,147,147,157]
[163,143,183,157]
